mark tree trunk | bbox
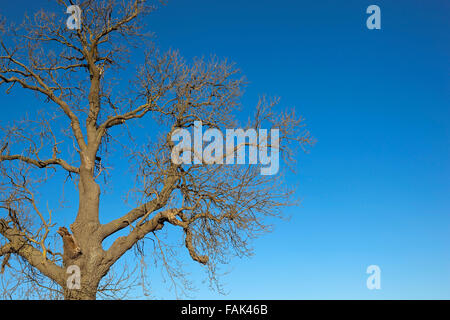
[62,153,105,300]
[64,283,98,300]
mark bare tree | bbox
[0,0,314,300]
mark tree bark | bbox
[61,152,106,300]
[64,282,98,300]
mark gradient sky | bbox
[1,0,449,299]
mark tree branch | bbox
[0,219,65,285]
[0,154,79,174]
[102,208,185,268]
[99,171,179,240]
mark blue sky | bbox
[1,0,449,299]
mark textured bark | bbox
[64,282,99,300]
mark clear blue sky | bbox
[1,0,449,299]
